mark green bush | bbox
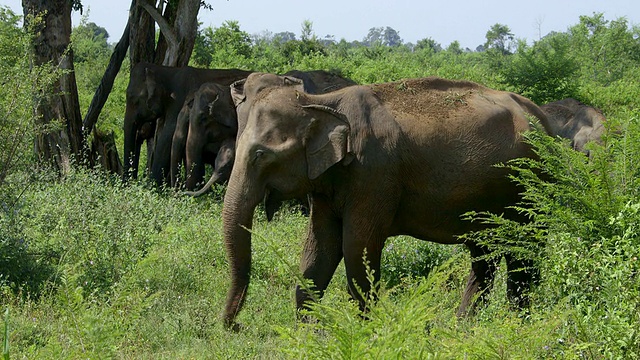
[499,34,580,104]
[381,236,459,288]
[462,113,640,357]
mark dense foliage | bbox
[1,6,639,358]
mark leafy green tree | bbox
[71,14,111,63]
[192,24,213,66]
[446,40,463,55]
[415,37,441,53]
[272,21,326,65]
[363,26,402,47]
[383,26,402,47]
[196,20,253,68]
[569,13,640,85]
[0,7,59,293]
[500,34,579,104]
[363,26,384,46]
[0,7,39,185]
[484,23,514,54]
[300,19,314,41]
[272,31,296,43]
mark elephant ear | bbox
[303,104,353,180]
[207,93,238,129]
[230,78,247,107]
[284,73,315,93]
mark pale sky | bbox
[2,0,638,49]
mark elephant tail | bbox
[509,93,553,135]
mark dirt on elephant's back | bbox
[369,77,482,120]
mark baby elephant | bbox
[170,82,237,192]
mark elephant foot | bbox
[224,319,244,333]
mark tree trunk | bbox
[22,0,84,175]
[137,0,200,67]
[163,0,200,66]
[89,129,123,175]
[129,0,156,66]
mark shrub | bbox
[462,113,640,357]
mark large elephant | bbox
[122,61,252,184]
[170,82,237,191]
[541,98,607,154]
[181,70,357,198]
[221,76,552,329]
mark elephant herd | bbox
[122,62,608,330]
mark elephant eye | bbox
[252,149,267,164]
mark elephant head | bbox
[123,62,176,181]
[541,98,607,154]
[184,82,238,190]
[228,71,352,218]
[231,73,307,137]
[222,86,352,328]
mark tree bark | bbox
[22,0,84,175]
[136,0,200,67]
[162,0,200,67]
[129,0,156,66]
[89,129,123,175]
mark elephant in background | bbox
[170,82,237,193]
[123,62,174,181]
[122,61,252,184]
[541,98,607,154]
[221,76,552,329]
[183,70,357,199]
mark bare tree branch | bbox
[137,0,178,47]
[82,21,131,136]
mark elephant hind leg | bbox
[457,243,498,317]
[505,254,538,310]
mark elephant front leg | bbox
[296,196,344,315]
[340,199,392,314]
[342,233,385,314]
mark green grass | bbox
[1,135,638,358]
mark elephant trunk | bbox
[221,166,263,329]
[185,147,205,190]
[150,118,176,186]
[170,118,188,188]
[122,112,140,182]
[184,138,235,197]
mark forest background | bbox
[1,4,640,358]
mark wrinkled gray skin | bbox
[122,61,251,185]
[221,76,552,330]
[170,82,237,192]
[232,70,357,137]
[541,98,607,154]
[227,71,356,217]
